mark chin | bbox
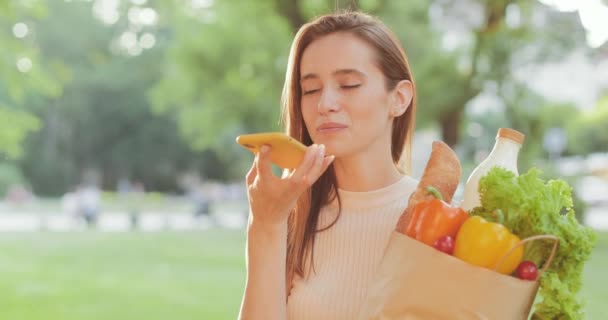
[322,143,346,158]
[312,136,348,156]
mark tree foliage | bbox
[0,1,59,158]
[0,0,602,194]
[567,95,608,155]
[9,1,226,194]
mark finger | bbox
[303,145,325,186]
[304,153,336,188]
[255,145,274,181]
[246,157,258,186]
[318,155,336,180]
[304,146,334,186]
[321,155,336,172]
[289,144,319,181]
[281,168,292,179]
[316,153,335,175]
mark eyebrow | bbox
[300,69,366,81]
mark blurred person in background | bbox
[118,178,145,230]
[129,181,145,230]
[79,183,101,228]
[190,183,212,224]
[61,186,80,218]
[5,184,34,206]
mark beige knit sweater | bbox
[287,175,418,320]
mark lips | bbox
[317,122,347,133]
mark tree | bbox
[151,0,296,179]
[0,1,60,158]
[153,0,589,172]
[13,1,220,194]
[418,0,588,146]
[567,95,608,155]
[151,0,443,179]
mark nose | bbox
[317,87,340,114]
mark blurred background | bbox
[0,0,606,319]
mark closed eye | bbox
[302,89,320,95]
[341,84,361,90]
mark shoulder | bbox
[400,175,419,191]
[395,175,419,202]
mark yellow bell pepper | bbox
[453,215,523,275]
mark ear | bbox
[390,80,413,118]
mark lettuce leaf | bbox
[469,167,596,319]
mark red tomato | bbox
[516,261,538,281]
[433,235,455,255]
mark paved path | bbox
[0,211,247,232]
[0,206,606,232]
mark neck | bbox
[333,139,403,192]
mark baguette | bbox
[395,141,462,233]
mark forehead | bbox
[300,32,378,75]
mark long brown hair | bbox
[280,11,417,294]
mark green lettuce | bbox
[469,167,596,319]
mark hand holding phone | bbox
[236,132,307,169]
[239,132,335,230]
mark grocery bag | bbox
[359,232,558,320]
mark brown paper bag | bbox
[359,232,558,320]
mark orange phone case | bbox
[236,132,307,169]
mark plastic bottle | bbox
[461,128,525,211]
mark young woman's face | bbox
[299,32,398,158]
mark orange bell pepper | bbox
[405,186,469,246]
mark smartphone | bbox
[236,132,307,169]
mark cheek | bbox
[301,94,320,116]
[351,89,390,122]
[301,106,316,134]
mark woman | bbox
[239,11,418,320]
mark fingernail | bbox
[319,144,325,157]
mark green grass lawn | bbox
[0,230,246,320]
[0,230,606,319]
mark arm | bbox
[239,221,288,320]
[237,143,334,320]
